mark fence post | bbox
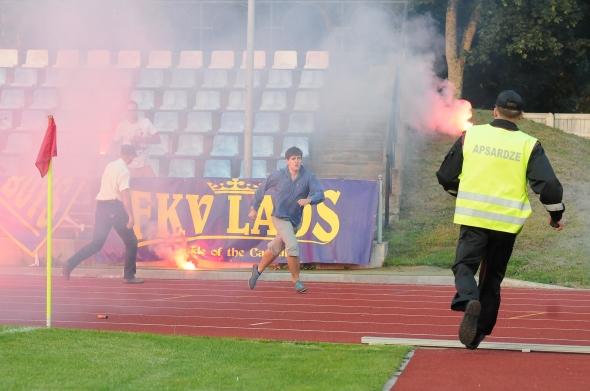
[377,174,383,244]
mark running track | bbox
[1,275,589,346]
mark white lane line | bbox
[249,322,271,326]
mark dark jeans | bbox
[451,225,517,335]
[65,200,138,279]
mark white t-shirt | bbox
[114,118,157,148]
[96,158,131,201]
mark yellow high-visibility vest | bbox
[454,124,537,233]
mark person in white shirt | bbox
[63,145,143,284]
[113,101,161,177]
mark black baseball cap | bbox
[120,144,137,157]
[496,90,524,111]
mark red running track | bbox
[1,275,589,346]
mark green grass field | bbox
[386,110,590,288]
[0,326,409,391]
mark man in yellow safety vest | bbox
[436,90,565,349]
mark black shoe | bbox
[124,277,144,284]
[459,300,481,346]
[62,265,72,280]
[466,333,486,350]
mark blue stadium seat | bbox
[17,110,46,130]
[219,112,245,133]
[176,134,205,156]
[202,69,228,89]
[233,70,261,89]
[136,69,164,88]
[145,134,171,156]
[153,111,180,133]
[298,70,324,89]
[2,132,32,154]
[287,113,315,133]
[0,110,13,130]
[168,158,196,178]
[30,88,58,109]
[253,135,274,157]
[146,157,160,176]
[11,68,38,87]
[42,69,70,87]
[194,91,221,111]
[266,70,292,89]
[226,90,245,111]
[0,68,7,87]
[259,91,287,111]
[210,134,239,157]
[169,69,197,88]
[0,89,25,109]
[240,159,268,179]
[185,111,213,133]
[204,159,231,178]
[293,90,320,111]
[160,90,188,110]
[130,89,155,110]
[254,112,281,133]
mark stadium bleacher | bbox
[0,48,326,178]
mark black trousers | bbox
[451,225,517,335]
[65,200,138,279]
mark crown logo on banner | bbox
[206,178,258,195]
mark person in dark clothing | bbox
[436,90,565,349]
[248,146,325,293]
[63,144,143,284]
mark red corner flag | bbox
[35,115,57,178]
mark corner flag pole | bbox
[46,160,53,327]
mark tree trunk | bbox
[446,0,480,98]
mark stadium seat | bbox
[169,69,197,88]
[130,89,155,110]
[146,50,172,69]
[23,50,48,68]
[17,110,46,131]
[0,68,7,87]
[203,159,231,178]
[153,111,180,133]
[177,50,203,69]
[42,69,70,87]
[298,70,324,88]
[168,158,196,178]
[240,50,267,69]
[11,68,38,87]
[54,50,80,68]
[304,51,329,69]
[59,89,86,110]
[145,134,170,156]
[253,135,274,157]
[254,112,281,133]
[0,89,25,109]
[136,69,165,88]
[176,134,205,156]
[146,157,160,176]
[219,112,245,133]
[259,91,287,111]
[210,134,239,157]
[0,110,13,130]
[272,51,297,69]
[117,50,141,68]
[239,159,268,178]
[202,69,228,88]
[266,70,293,89]
[233,69,262,89]
[0,49,18,67]
[86,50,111,68]
[293,90,320,111]
[1,132,32,154]
[287,113,315,133]
[0,156,19,176]
[226,90,245,111]
[282,136,309,157]
[185,111,213,133]
[160,90,188,110]
[209,50,235,69]
[29,88,58,109]
[193,91,221,111]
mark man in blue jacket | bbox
[248,146,325,293]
